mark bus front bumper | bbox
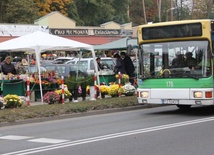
[137,88,214,106]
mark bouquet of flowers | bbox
[3,94,22,108]
[43,91,60,104]
[122,83,136,96]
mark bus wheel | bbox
[176,105,191,110]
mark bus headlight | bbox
[141,91,149,98]
[194,91,203,98]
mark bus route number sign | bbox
[162,99,179,104]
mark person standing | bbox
[120,52,135,85]
[1,56,17,75]
[113,53,126,74]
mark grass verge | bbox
[0,96,139,123]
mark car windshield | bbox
[101,59,115,70]
[139,40,210,79]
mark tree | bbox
[74,0,112,26]
[191,0,214,19]
[3,0,39,24]
[34,0,73,17]
[129,0,144,26]
[67,2,84,26]
[112,0,130,24]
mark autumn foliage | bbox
[34,0,73,16]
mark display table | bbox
[30,83,60,101]
[0,79,25,96]
[99,74,116,85]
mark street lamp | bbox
[166,7,175,21]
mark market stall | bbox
[0,31,98,104]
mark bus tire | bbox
[176,105,191,110]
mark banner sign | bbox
[0,25,49,36]
[50,28,123,36]
[50,29,89,35]
[93,29,121,36]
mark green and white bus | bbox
[137,19,214,109]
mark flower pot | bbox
[111,94,119,97]
[101,93,105,98]
[125,92,134,96]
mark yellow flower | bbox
[3,94,22,108]
[108,84,119,96]
[99,85,109,94]
[55,89,72,97]
[115,74,119,78]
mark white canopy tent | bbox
[0,31,99,103]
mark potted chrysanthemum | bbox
[43,91,60,104]
[3,94,22,108]
[99,85,109,98]
[122,83,136,96]
[115,74,129,85]
[108,84,124,97]
[55,89,72,103]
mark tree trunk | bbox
[142,0,147,24]
[157,0,162,22]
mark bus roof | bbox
[138,19,213,29]
[137,19,213,44]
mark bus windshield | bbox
[140,40,211,79]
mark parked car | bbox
[51,57,74,64]
[24,65,47,73]
[65,57,115,75]
[42,64,87,78]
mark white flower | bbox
[122,83,136,94]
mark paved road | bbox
[0,105,214,155]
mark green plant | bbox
[65,76,79,90]
[85,75,94,86]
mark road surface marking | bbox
[0,135,32,140]
[3,116,214,155]
[28,138,69,144]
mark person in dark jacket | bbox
[172,51,186,68]
[113,53,126,74]
[120,52,135,85]
[1,56,17,75]
[96,57,104,71]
